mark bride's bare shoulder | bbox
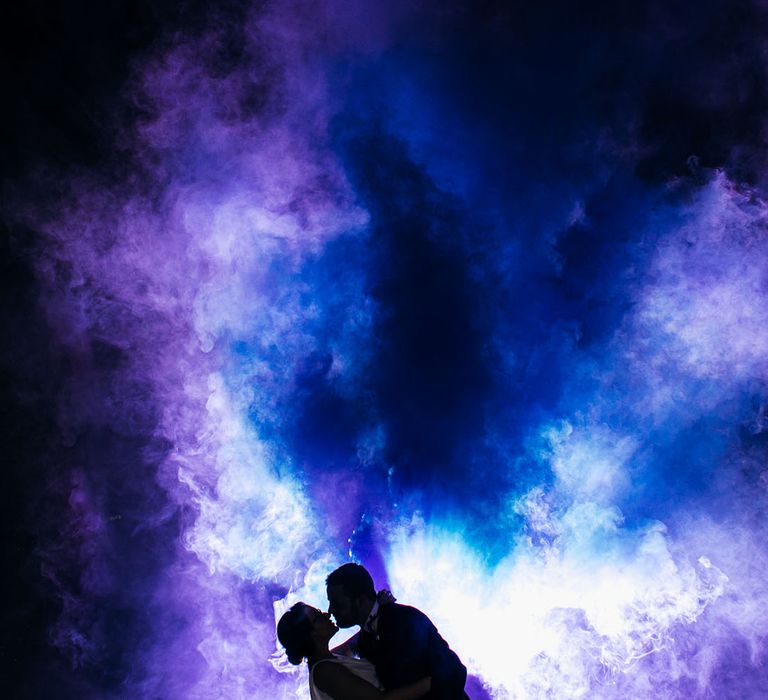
[312,658,342,686]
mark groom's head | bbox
[326,563,376,628]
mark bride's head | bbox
[277,603,338,664]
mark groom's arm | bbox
[381,607,466,697]
[406,611,465,698]
[423,623,467,698]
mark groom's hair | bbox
[326,563,376,600]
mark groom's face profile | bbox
[326,584,359,628]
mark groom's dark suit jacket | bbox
[357,603,469,699]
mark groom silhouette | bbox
[326,563,469,699]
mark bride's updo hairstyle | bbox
[277,603,313,665]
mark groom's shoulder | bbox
[381,602,435,629]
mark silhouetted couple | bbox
[278,563,469,700]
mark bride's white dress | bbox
[309,654,381,700]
